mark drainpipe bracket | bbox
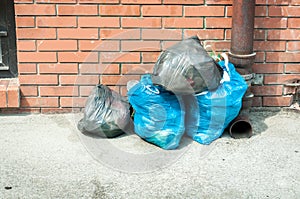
[242,73,255,81]
[252,74,264,86]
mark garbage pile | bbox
[78,36,248,150]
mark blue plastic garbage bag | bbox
[184,60,248,145]
[128,74,185,150]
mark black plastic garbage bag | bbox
[152,36,223,94]
[77,85,130,138]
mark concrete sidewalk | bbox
[0,109,299,198]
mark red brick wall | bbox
[13,0,300,113]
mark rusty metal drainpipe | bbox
[228,0,256,138]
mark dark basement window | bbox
[0,0,18,78]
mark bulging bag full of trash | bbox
[152,36,223,95]
[128,74,185,150]
[184,57,248,145]
[77,85,131,138]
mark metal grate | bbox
[0,30,9,71]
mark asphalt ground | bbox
[0,108,299,198]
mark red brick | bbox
[268,30,300,40]
[60,97,87,108]
[7,83,20,106]
[17,40,36,51]
[185,6,224,16]
[252,96,262,107]
[100,52,140,63]
[263,96,293,107]
[255,6,268,16]
[20,86,38,97]
[37,40,77,51]
[285,64,300,74]
[101,75,121,85]
[100,29,140,40]
[100,5,140,16]
[254,41,286,52]
[0,80,9,87]
[18,64,37,74]
[163,18,203,28]
[58,5,98,16]
[0,85,7,108]
[142,29,182,40]
[225,6,232,17]
[287,42,300,51]
[79,40,120,51]
[121,64,154,74]
[121,0,162,4]
[254,30,267,40]
[164,0,204,4]
[255,52,265,63]
[101,75,140,85]
[225,29,231,39]
[266,52,300,63]
[58,28,98,39]
[206,0,231,4]
[288,18,300,28]
[77,0,119,4]
[18,52,57,63]
[251,85,283,96]
[269,6,285,16]
[36,0,76,2]
[121,41,161,52]
[203,41,231,51]
[185,29,224,40]
[37,17,77,27]
[142,52,160,63]
[142,6,182,16]
[19,75,58,85]
[264,74,300,85]
[269,6,300,17]
[15,4,55,15]
[122,17,161,28]
[15,17,35,27]
[252,63,284,74]
[16,28,56,39]
[291,0,300,5]
[21,97,59,108]
[58,52,99,63]
[206,18,232,28]
[60,75,99,85]
[79,0,119,3]
[256,0,289,5]
[255,18,287,29]
[40,86,79,96]
[80,64,120,74]
[80,86,94,96]
[78,17,120,28]
[227,6,267,17]
[39,64,79,74]
[161,41,181,50]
